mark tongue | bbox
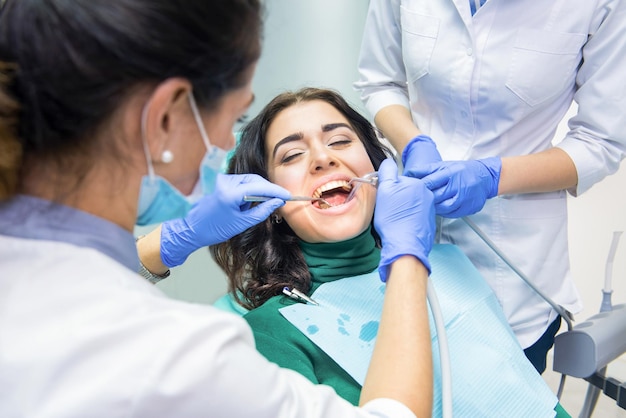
[321,190,348,207]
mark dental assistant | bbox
[355,0,626,373]
[0,1,436,417]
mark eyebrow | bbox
[322,122,353,133]
[272,132,304,159]
[271,123,354,159]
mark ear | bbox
[142,78,192,162]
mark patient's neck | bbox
[299,226,380,291]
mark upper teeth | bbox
[312,180,351,198]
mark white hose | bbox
[428,279,453,418]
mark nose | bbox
[309,143,338,172]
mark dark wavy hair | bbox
[0,0,262,200]
[210,88,392,309]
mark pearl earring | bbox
[161,150,174,164]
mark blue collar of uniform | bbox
[0,195,138,272]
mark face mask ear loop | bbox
[140,103,156,182]
[188,93,213,151]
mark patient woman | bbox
[211,88,569,417]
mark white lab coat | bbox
[356,0,626,347]
[0,198,415,418]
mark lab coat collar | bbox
[0,195,138,272]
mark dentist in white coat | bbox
[355,0,626,374]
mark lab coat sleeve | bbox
[556,0,626,196]
[130,303,417,418]
[354,0,411,118]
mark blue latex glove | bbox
[404,157,501,218]
[374,158,435,281]
[160,173,290,267]
[401,134,443,168]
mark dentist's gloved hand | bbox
[404,157,501,218]
[374,158,435,282]
[160,173,290,267]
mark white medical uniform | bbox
[355,0,626,348]
[0,196,415,418]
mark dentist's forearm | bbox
[374,105,422,152]
[360,256,433,418]
[498,148,578,195]
[136,225,170,275]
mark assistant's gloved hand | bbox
[404,157,501,218]
[401,134,443,168]
[374,158,435,282]
[160,173,290,267]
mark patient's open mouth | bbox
[312,180,352,209]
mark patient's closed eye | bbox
[281,149,305,164]
[329,137,353,147]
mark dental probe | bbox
[243,195,330,206]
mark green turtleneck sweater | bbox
[243,228,380,405]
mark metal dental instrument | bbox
[282,286,319,306]
[350,171,379,186]
[344,171,379,203]
[243,195,330,206]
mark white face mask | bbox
[135,93,230,226]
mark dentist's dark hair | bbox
[0,0,262,200]
[211,87,392,310]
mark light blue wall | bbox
[145,0,371,304]
[242,0,371,120]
